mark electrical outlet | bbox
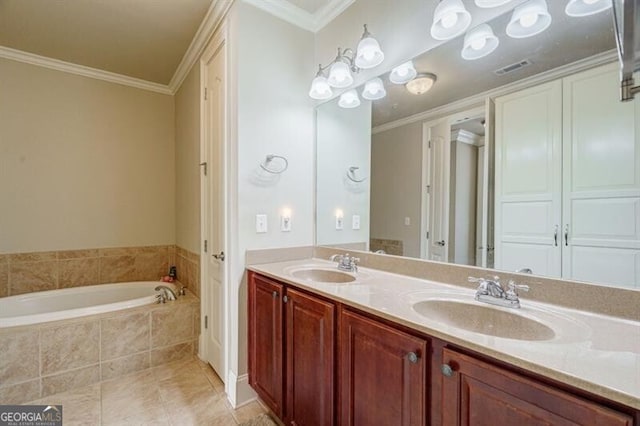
[281,215,291,232]
[256,214,267,233]
[352,215,360,230]
[404,217,411,226]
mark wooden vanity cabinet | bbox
[438,348,634,426]
[340,309,428,426]
[248,272,335,426]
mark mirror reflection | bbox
[316,1,640,289]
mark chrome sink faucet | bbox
[469,276,529,309]
[329,253,359,272]
[155,285,178,303]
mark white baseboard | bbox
[226,371,257,408]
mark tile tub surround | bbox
[0,292,199,404]
[175,246,201,297]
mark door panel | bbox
[428,121,451,262]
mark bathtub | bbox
[0,281,166,328]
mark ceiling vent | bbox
[494,59,533,76]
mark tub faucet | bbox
[155,285,177,301]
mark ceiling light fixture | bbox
[406,73,437,95]
[565,0,612,17]
[431,0,472,41]
[462,24,500,60]
[362,77,387,100]
[506,0,552,39]
[338,89,361,108]
[474,0,512,7]
[389,61,418,84]
[308,24,384,100]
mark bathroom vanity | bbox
[247,258,640,426]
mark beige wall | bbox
[371,122,423,258]
[0,58,175,253]
[174,65,201,255]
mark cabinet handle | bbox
[441,364,454,377]
[564,224,569,246]
[407,352,419,364]
[272,291,279,298]
[553,225,558,247]
[283,295,289,303]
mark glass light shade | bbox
[565,0,611,17]
[506,0,551,39]
[338,89,361,108]
[355,37,385,69]
[389,61,418,84]
[474,0,512,7]
[308,75,333,100]
[327,61,354,88]
[362,78,386,100]
[462,24,500,60]
[430,0,472,41]
[406,74,437,95]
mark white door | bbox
[495,80,563,277]
[562,63,640,288]
[201,39,226,378]
[475,145,485,267]
[428,121,451,262]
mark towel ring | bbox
[347,166,367,183]
[260,154,288,174]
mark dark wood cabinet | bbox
[340,309,428,426]
[439,347,633,426]
[248,272,335,426]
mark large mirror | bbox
[316,0,640,290]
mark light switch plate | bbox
[256,214,267,233]
[404,217,411,226]
[336,216,344,230]
[352,215,360,230]
[281,215,291,232]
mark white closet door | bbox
[495,80,563,277]
[562,63,640,288]
[428,120,451,262]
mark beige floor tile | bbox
[29,383,100,426]
[231,400,267,424]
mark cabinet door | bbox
[440,348,633,426]
[562,62,640,288]
[340,309,428,426]
[248,273,284,418]
[285,288,335,426]
[495,80,563,278]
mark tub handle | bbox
[156,294,167,304]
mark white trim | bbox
[241,0,354,33]
[0,46,172,95]
[451,129,482,146]
[169,0,234,94]
[372,50,618,135]
[226,371,257,408]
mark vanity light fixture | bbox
[406,73,437,95]
[430,0,472,41]
[506,0,551,39]
[308,24,384,99]
[389,61,418,84]
[474,0,512,7]
[565,0,612,17]
[338,89,361,108]
[462,24,500,60]
[362,77,387,100]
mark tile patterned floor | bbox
[26,356,268,426]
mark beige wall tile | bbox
[10,261,58,295]
[0,329,40,385]
[41,364,100,397]
[0,257,7,297]
[58,258,99,289]
[57,249,99,260]
[9,251,57,263]
[101,312,150,360]
[101,352,150,381]
[0,379,41,404]
[194,308,201,337]
[151,304,193,348]
[41,321,99,375]
[133,253,168,281]
[98,255,136,283]
[150,342,194,366]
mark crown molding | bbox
[0,46,172,95]
[242,0,354,33]
[372,50,619,135]
[168,0,234,93]
[451,129,482,146]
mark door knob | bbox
[212,251,225,261]
[436,240,445,246]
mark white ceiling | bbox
[242,0,354,32]
[0,0,213,85]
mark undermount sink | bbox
[412,299,556,341]
[290,268,356,283]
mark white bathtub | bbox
[0,281,168,328]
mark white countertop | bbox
[247,258,640,410]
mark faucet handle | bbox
[156,293,167,304]
[507,280,530,292]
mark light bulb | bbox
[338,89,361,108]
[327,61,353,88]
[565,0,611,17]
[355,30,385,69]
[506,0,551,39]
[389,61,417,84]
[362,77,386,100]
[520,12,538,28]
[441,12,458,29]
[471,37,487,50]
[584,0,599,4]
[430,0,471,41]
[462,24,499,60]
[308,75,332,100]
